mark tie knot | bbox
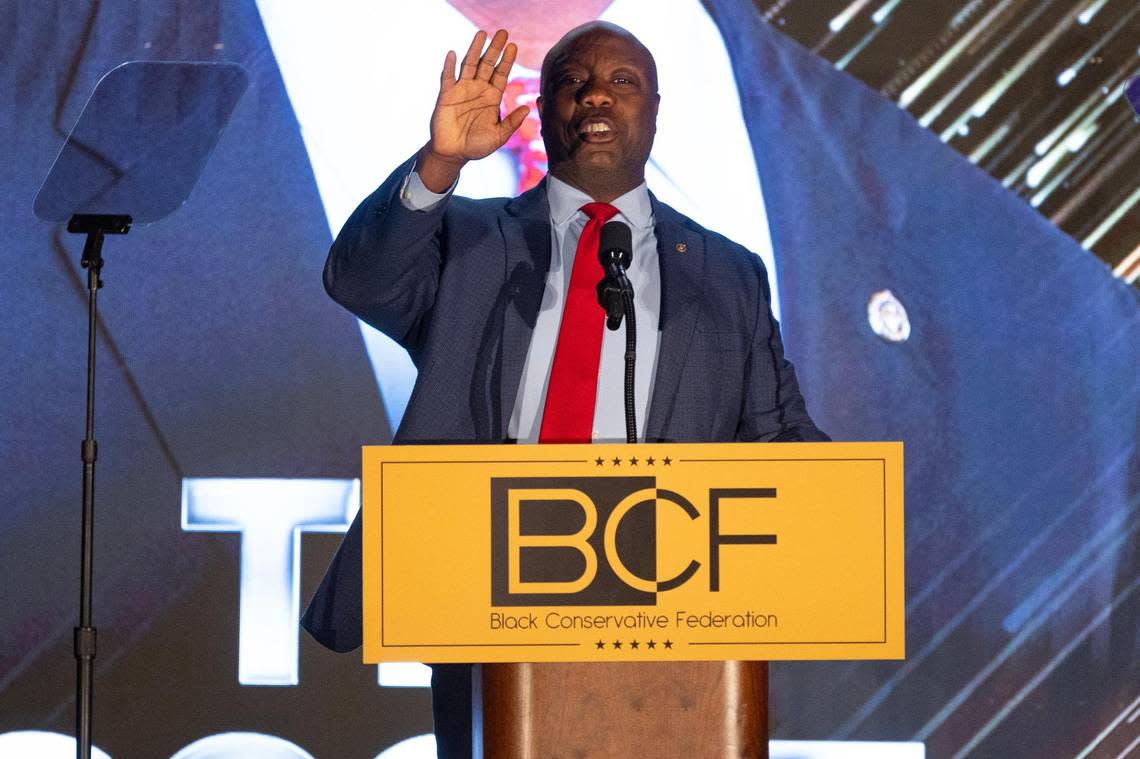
[580,202,619,224]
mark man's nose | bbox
[579,80,614,108]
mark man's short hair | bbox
[539,21,659,100]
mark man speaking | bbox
[304,21,827,757]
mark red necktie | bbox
[538,202,620,443]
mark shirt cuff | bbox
[399,169,454,212]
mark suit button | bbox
[376,202,388,216]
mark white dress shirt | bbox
[402,171,661,442]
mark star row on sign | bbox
[595,639,674,650]
[595,456,672,467]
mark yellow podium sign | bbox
[362,442,903,663]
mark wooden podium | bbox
[475,661,768,758]
[360,442,904,758]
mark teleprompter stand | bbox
[69,212,130,759]
[34,61,248,759]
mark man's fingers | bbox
[498,105,530,141]
[477,29,509,81]
[440,50,457,93]
[459,30,487,79]
[490,42,518,91]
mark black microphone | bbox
[596,221,633,330]
[598,220,633,276]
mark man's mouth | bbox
[577,118,617,143]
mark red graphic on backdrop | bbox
[503,76,546,192]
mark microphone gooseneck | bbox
[594,220,638,443]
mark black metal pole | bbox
[596,268,638,443]
[76,228,103,759]
[66,214,128,759]
[594,222,637,443]
[621,283,637,445]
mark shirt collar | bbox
[545,173,654,230]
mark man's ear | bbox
[536,95,544,119]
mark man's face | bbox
[538,29,660,199]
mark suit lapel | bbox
[491,185,704,442]
[497,181,552,437]
[645,198,706,441]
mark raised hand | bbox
[419,29,529,192]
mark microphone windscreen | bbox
[598,220,633,270]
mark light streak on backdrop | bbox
[829,0,875,33]
[898,1,1011,110]
[1077,0,1110,26]
[871,0,902,26]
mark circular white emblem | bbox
[867,290,911,343]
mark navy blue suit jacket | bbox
[302,155,826,756]
[303,154,825,651]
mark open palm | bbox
[430,30,530,163]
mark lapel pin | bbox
[675,242,687,253]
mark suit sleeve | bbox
[304,156,452,653]
[736,255,830,443]
[323,154,448,361]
